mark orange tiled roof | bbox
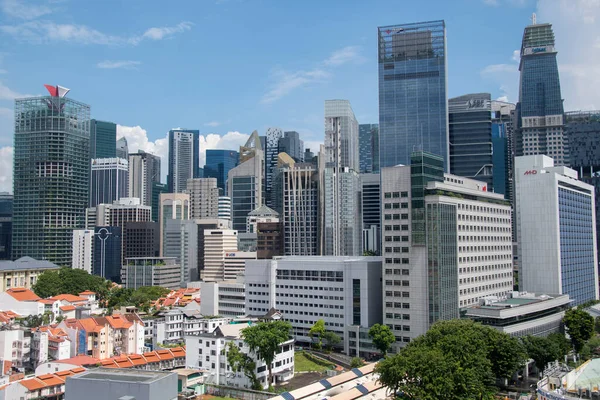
[143,351,160,363]
[79,291,95,295]
[170,347,186,357]
[114,356,133,368]
[38,299,56,305]
[55,355,99,366]
[100,359,117,368]
[105,314,133,329]
[19,368,86,392]
[19,378,46,391]
[77,318,104,333]
[37,374,65,386]
[59,305,76,312]
[50,294,87,303]
[6,288,41,302]
[128,354,146,366]
[156,350,174,360]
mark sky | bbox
[0,0,599,193]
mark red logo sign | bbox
[524,170,537,175]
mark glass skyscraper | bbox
[378,21,448,170]
[516,20,566,165]
[90,119,117,159]
[0,192,12,260]
[167,129,200,193]
[204,149,238,194]
[264,127,283,208]
[90,158,129,207]
[359,124,379,173]
[12,86,90,266]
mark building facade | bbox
[204,150,238,194]
[200,279,246,317]
[0,257,59,292]
[218,196,231,220]
[116,136,128,159]
[279,131,304,162]
[187,178,219,219]
[0,192,12,260]
[92,226,122,282]
[122,257,181,290]
[90,157,129,207]
[163,219,198,284]
[12,85,90,266]
[359,124,379,174]
[361,173,381,255]
[128,151,161,206]
[227,152,263,232]
[89,119,117,159]
[158,193,190,256]
[167,129,200,193]
[378,21,448,170]
[515,155,599,305]
[257,222,283,259]
[72,229,93,273]
[491,101,516,199]
[203,229,238,282]
[265,127,284,208]
[123,221,160,261]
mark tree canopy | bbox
[225,342,262,390]
[33,267,110,300]
[309,319,326,349]
[563,308,595,353]
[368,323,396,356]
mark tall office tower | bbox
[359,124,379,173]
[203,229,238,281]
[566,110,600,261]
[93,226,122,282]
[257,222,283,259]
[72,229,93,273]
[491,101,516,199]
[228,132,264,232]
[194,218,231,280]
[361,173,381,255]
[151,182,167,222]
[515,18,566,165]
[187,178,219,219]
[164,219,198,284]
[128,150,161,206]
[218,196,231,220]
[116,137,128,159]
[123,221,160,260]
[323,100,362,256]
[0,193,12,260]
[279,131,305,162]
[381,152,513,347]
[167,129,200,193]
[264,127,283,208]
[449,94,493,189]
[516,155,599,305]
[204,150,238,194]
[159,193,190,256]
[378,21,448,170]
[90,158,129,207]
[90,119,117,159]
[281,163,320,256]
[12,85,90,266]
[304,148,315,164]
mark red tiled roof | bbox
[156,350,174,360]
[170,347,186,357]
[19,378,45,391]
[142,351,160,363]
[105,314,133,329]
[38,299,57,305]
[60,305,76,312]
[50,294,87,303]
[6,288,41,302]
[55,355,99,366]
[79,291,95,295]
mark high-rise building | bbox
[194,219,231,281]
[449,93,493,189]
[72,229,93,273]
[90,158,129,208]
[278,131,304,162]
[264,127,283,208]
[122,257,181,290]
[218,196,231,221]
[123,221,160,261]
[151,182,167,222]
[257,222,283,259]
[515,18,566,165]
[12,85,90,266]
[187,178,219,219]
[515,155,598,306]
[378,21,448,170]
[164,219,198,284]
[0,193,12,260]
[491,101,516,199]
[246,205,279,234]
[204,150,239,194]
[93,226,122,282]
[359,124,379,174]
[90,119,117,159]
[323,100,362,256]
[304,149,315,163]
[361,173,380,255]
[128,151,161,206]
[381,152,513,347]
[116,137,128,159]
[159,193,190,256]
[203,229,238,282]
[167,129,200,193]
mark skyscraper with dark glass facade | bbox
[359,124,379,173]
[90,119,116,159]
[378,21,448,170]
[12,86,90,266]
[0,192,12,260]
[516,20,566,165]
[204,149,238,194]
[167,129,200,193]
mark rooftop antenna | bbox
[530,12,537,25]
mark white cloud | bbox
[324,46,365,66]
[511,49,520,62]
[97,60,141,70]
[1,0,52,20]
[204,121,222,127]
[0,20,193,46]
[481,63,517,74]
[0,146,13,193]
[480,49,520,102]
[0,82,31,100]
[199,131,249,167]
[496,95,509,102]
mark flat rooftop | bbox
[68,368,173,384]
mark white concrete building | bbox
[200,278,246,318]
[218,196,232,221]
[203,229,238,282]
[0,288,44,317]
[185,322,294,389]
[72,229,93,273]
[187,178,219,219]
[0,327,32,369]
[245,256,382,357]
[121,257,182,290]
[159,193,190,256]
[515,155,599,306]
[224,251,256,280]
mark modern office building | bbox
[194,219,231,281]
[158,193,190,256]
[515,155,599,305]
[246,205,279,234]
[167,129,200,193]
[164,219,198,284]
[245,256,382,356]
[12,85,90,266]
[92,226,122,282]
[304,148,315,163]
[0,192,12,260]
[115,136,128,159]
[199,279,246,317]
[515,18,566,165]
[381,152,513,348]
[89,119,117,159]
[72,229,93,273]
[218,196,231,220]
[264,127,283,208]
[325,100,359,172]
[89,157,129,207]
[359,124,379,174]
[129,150,161,206]
[449,93,493,189]
[361,173,381,255]
[491,101,516,199]
[123,221,160,261]
[279,131,304,162]
[378,21,448,170]
[187,178,219,219]
[223,251,256,280]
[257,222,283,259]
[151,182,167,222]
[204,150,238,194]
[203,229,238,282]
[122,257,181,290]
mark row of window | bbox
[384,269,410,276]
[458,225,510,233]
[457,203,510,215]
[459,283,511,296]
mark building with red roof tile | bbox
[1,367,85,399]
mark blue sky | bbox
[0,0,599,191]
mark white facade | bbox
[71,229,93,273]
[515,155,599,306]
[169,129,198,193]
[218,196,232,220]
[0,328,31,369]
[203,229,238,282]
[200,279,246,317]
[0,290,44,317]
[223,251,256,280]
[159,193,190,257]
[187,178,219,219]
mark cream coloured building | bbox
[0,257,59,292]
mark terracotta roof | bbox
[114,356,133,368]
[156,350,174,360]
[105,314,133,329]
[19,368,86,392]
[71,367,86,373]
[170,347,186,357]
[37,374,65,386]
[38,299,57,305]
[50,294,87,303]
[55,355,99,366]
[0,311,19,324]
[6,288,41,302]
[19,378,46,391]
[79,291,95,295]
[60,305,76,312]
[128,354,146,366]
[77,318,103,333]
[143,351,160,363]
[100,359,117,368]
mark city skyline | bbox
[0,0,598,193]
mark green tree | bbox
[32,270,62,298]
[322,331,341,351]
[564,308,595,353]
[225,342,262,390]
[308,319,326,350]
[482,328,527,380]
[521,335,561,373]
[350,357,364,368]
[368,323,395,356]
[547,332,570,359]
[363,250,376,256]
[595,316,600,334]
[33,267,112,300]
[242,320,292,388]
